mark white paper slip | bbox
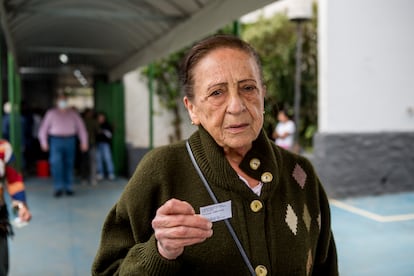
[12,217,29,228]
[200,200,232,222]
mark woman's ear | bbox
[183,96,200,125]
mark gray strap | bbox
[185,141,255,276]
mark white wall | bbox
[123,69,196,148]
[318,0,414,133]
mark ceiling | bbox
[0,0,277,82]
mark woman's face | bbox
[98,114,105,123]
[184,47,265,152]
[278,111,287,122]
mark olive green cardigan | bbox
[92,127,338,275]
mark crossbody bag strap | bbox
[185,141,255,276]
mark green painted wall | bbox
[95,79,126,176]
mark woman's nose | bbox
[226,92,246,114]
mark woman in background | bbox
[95,112,115,181]
[272,109,296,151]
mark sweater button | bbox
[250,200,263,212]
[255,265,268,276]
[261,172,273,183]
[249,158,261,170]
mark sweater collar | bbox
[188,126,281,199]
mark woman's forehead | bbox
[193,48,260,80]
[195,48,257,70]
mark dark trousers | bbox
[79,146,97,184]
[0,235,8,276]
[49,136,76,192]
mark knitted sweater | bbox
[92,127,338,276]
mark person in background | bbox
[21,101,35,175]
[80,108,99,185]
[2,102,28,172]
[272,109,296,151]
[0,139,32,276]
[30,107,47,164]
[92,34,337,275]
[95,112,115,181]
[38,93,88,197]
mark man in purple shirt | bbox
[38,93,88,197]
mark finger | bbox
[156,199,195,216]
[19,210,31,222]
[158,235,210,254]
[152,214,212,230]
[155,224,213,241]
[155,227,213,260]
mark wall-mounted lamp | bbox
[287,0,313,152]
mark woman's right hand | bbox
[152,198,213,260]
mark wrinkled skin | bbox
[152,47,266,260]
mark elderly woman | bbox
[92,35,338,275]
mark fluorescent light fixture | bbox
[73,69,88,86]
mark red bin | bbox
[36,160,50,177]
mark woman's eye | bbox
[242,85,256,92]
[209,90,222,97]
[206,89,226,105]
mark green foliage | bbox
[242,8,318,150]
[140,24,237,142]
[141,51,184,109]
[141,49,187,142]
[141,7,318,148]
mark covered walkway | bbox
[7,176,414,275]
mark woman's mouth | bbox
[225,123,249,133]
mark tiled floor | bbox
[7,177,414,275]
[8,177,125,276]
[330,192,414,276]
